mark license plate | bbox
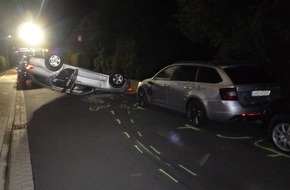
[251,90,271,97]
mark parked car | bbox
[26,55,130,95]
[16,55,28,84]
[137,61,282,126]
[15,48,43,85]
[262,98,290,153]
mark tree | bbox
[176,0,290,78]
[90,0,197,79]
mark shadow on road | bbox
[17,79,43,91]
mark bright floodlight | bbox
[18,22,44,46]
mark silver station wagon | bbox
[137,61,282,126]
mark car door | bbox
[168,65,198,112]
[194,66,223,110]
[150,65,178,106]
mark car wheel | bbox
[109,72,125,88]
[17,73,26,83]
[45,55,63,71]
[137,88,149,107]
[186,100,207,127]
[17,76,27,90]
[269,115,290,152]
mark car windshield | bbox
[223,65,277,84]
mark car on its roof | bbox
[26,54,130,95]
[262,97,290,153]
[137,61,282,126]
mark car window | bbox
[173,65,198,81]
[197,66,222,83]
[155,65,178,80]
[223,65,277,84]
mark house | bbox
[65,16,95,53]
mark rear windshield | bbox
[223,65,277,84]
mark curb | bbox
[6,90,34,190]
[7,129,34,190]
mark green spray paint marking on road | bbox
[137,131,142,137]
[134,145,143,154]
[254,140,290,158]
[200,153,210,166]
[216,134,251,140]
[133,103,144,110]
[179,164,197,176]
[158,169,178,183]
[115,119,121,125]
[89,105,110,111]
[178,124,200,131]
[111,110,115,115]
[123,132,130,138]
[150,146,161,155]
[136,106,145,110]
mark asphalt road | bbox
[22,83,290,190]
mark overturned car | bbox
[26,55,130,95]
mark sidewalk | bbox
[0,69,34,190]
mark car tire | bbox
[45,55,63,71]
[186,99,208,127]
[269,114,290,152]
[109,72,125,88]
[17,77,26,90]
[137,88,149,107]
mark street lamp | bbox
[17,22,44,46]
[5,35,12,68]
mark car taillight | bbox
[25,64,34,70]
[219,88,237,100]
[241,113,261,117]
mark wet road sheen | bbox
[24,87,290,190]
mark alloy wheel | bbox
[272,123,290,152]
[49,55,61,67]
[187,100,207,127]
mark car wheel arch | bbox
[137,87,150,107]
[268,113,290,135]
[185,96,205,110]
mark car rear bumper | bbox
[205,100,264,122]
